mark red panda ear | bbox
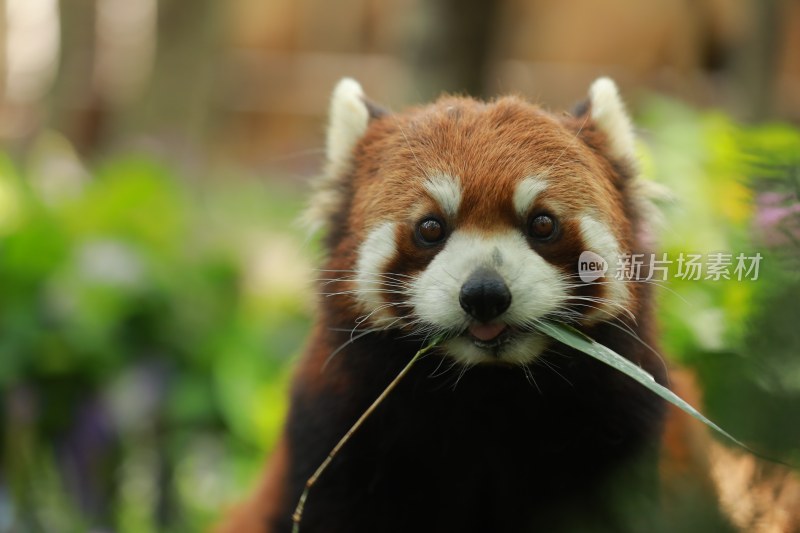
[588,77,637,163]
[325,78,370,172]
[575,79,670,236]
[304,78,384,236]
[574,77,638,168]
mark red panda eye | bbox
[529,214,557,240]
[416,217,446,245]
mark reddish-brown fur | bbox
[217,94,662,533]
[326,96,639,327]
[216,91,777,532]
[216,437,289,533]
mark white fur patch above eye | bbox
[423,174,462,218]
[578,215,630,319]
[353,222,398,322]
[513,175,549,217]
[588,77,636,163]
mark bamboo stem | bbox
[291,338,442,532]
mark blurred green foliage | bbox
[1,99,799,531]
[639,97,800,459]
[0,144,313,531]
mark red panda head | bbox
[307,78,655,365]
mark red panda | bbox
[218,78,738,532]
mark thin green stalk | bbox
[291,336,443,532]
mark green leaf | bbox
[532,321,748,450]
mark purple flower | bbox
[754,192,800,247]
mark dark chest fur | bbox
[273,319,667,533]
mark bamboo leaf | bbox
[533,321,749,450]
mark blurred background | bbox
[0,0,799,531]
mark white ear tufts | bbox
[326,77,370,168]
[589,77,636,162]
[302,78,371,237]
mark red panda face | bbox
[309,78,650,365]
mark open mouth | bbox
[464,322,513,350]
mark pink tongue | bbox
[468,323,508,341]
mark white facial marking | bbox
[579,215,630,319]
[410,229,568,364]
[423,174,462,218]
[588,77,636,163]
[513,175,549,217]
[354,222,398,323]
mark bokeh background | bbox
[1,0,799,531]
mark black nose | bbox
[459,268,512,322]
